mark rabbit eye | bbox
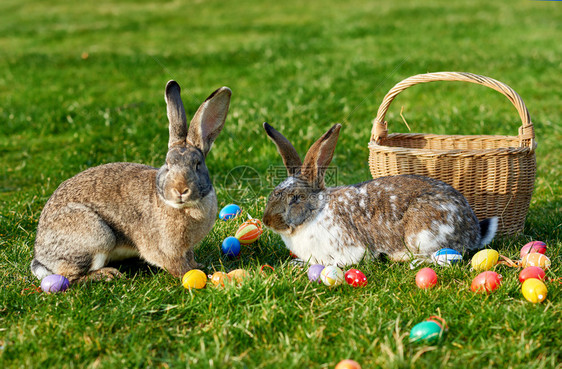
[196,163,200,171]
[289,195,300,205]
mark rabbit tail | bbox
[31,258,54,280]
[479,217,498,247]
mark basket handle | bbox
[371,72,535,150]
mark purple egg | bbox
[41,274,70,293]
[307,264,325,283]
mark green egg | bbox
[409,321,443,344]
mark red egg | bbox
[519,266,546,283]
[520,241,547,258]
[344,269,367,287]
[415,267,438,289]
[471,271,502,293]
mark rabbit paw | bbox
[79,267,123,283]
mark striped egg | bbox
[521,253,551,270]
[235,220,263,244]
[431,248,462,266]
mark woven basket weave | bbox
[369,72,536,236]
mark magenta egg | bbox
[307,264,325,283]
[40,274,70,293]
[520,241,547,258]
[415,268,438,289]
[344,269,368,287]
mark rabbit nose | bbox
[180,188,190,198]
[173,188,190,199]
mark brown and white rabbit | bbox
[31,81,231,282]
[262,122,497,267]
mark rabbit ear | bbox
[186,86,231,156]
[301,124,341,187]
[263,122,303,176]
[165,80,188,148]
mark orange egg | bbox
[521,253,551,270]
[227,269,250,283]
[335,359,362,369]
[210,271,230,287]
[235,219,263,244]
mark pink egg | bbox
[471,271,502,293]
[519,266,546,283]
[520,241,546,258]
[415,267,438,289]
[344,269,367,287]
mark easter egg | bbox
[219,204,241,221]
[182,269,207,290]
[520,241,547,258]
[471,271,502,293]
[320,266,344,287]
[409,320,443,344]
[415,267,438,289]
[235,220,263,244]
[344,269,368,287]
[335,359,362,369]
[227,269,250,283]
[471,249,499,271]
[431,248,462,266]
[210,271,230,287]
[519,266,546,283]
[40,274,70,293]
[307,264,325,283]
[221,236,241,258]
[521,278,548,303]
[521,253,551,270]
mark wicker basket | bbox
[369,72,536,236]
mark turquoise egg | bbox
[409,321,443,344]
[219,204,241,221]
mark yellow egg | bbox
[182,269,207,290]
[210,271,230,287]
[521,253,551,270]
[521,278,548,303]
[227,269,250,283]
[471,249,499,271]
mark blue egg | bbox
[219,204,241,221]
[222,236,241,258]
[431,248,463,266]
[409,321,443,344]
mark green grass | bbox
[1,0,561,368]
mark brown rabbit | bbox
[31,81,231,282]
[262,123,497,267]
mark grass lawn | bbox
[0,0,561,368]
